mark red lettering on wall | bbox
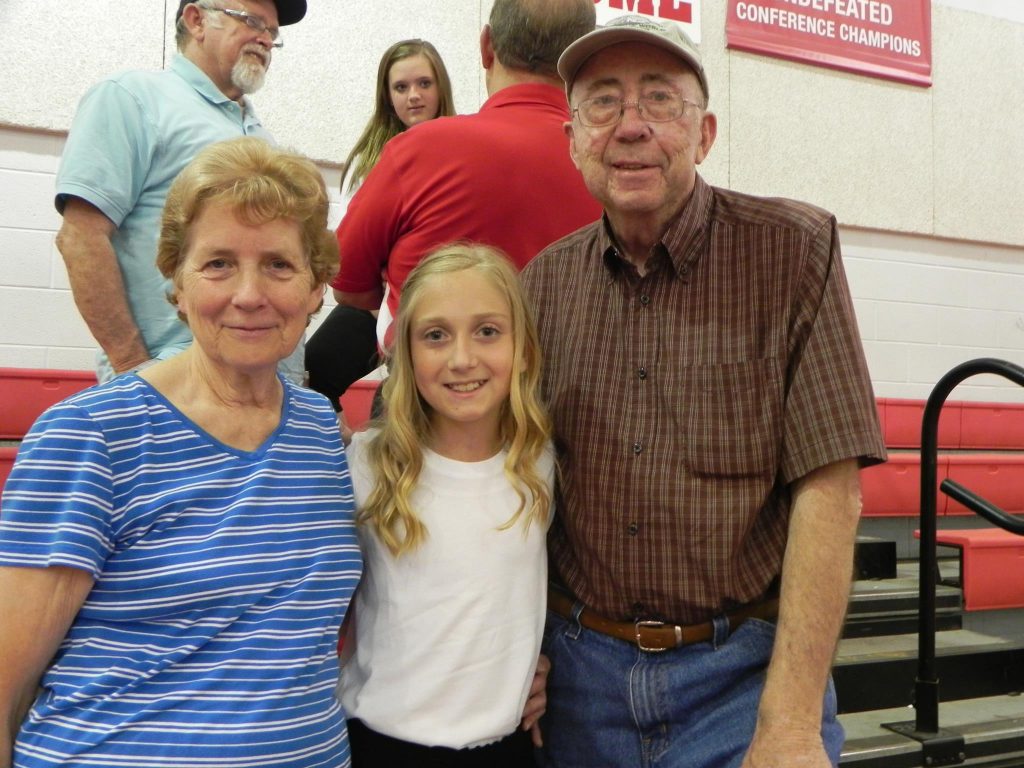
[603,1,693,24]
[609,0,656,15]
[660,1,692,23]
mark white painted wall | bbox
[934,0,1024,24]
[846,230,1024,402]
[0,1,1022,402]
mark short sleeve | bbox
[0,402,115,577]
[55,78,156,225]
[781,217,886,482]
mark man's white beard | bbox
[232,48,268,94]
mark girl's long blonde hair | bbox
[341,39,455,194]
[360,244,552,556]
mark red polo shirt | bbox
[332,83,601,341]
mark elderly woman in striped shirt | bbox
[0,137,362,768]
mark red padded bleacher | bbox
[338,379,379,432]
[861,398,1024,518]
[876,397,1024,451]
[0,446,15,494]
[0,369,99,498]
[945,454,1024,517]
[863,455,1024,517]
[877,397,961,450]
[860,453,948,517]
[916,528,1024,611]
[0,368,97,440]
[959,401,1024,450]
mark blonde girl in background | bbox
[307,39,455,413]
[339,244,553,767]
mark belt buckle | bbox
[634,619,680,653]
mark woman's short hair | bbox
[157,137,338,307]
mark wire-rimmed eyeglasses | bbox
[573,92,700,128]
[204,6,283,48]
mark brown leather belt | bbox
[548,590,779,652]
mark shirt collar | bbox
[479,83,571,115]
[599,174,714,281]
[171,53,256,115]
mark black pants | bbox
[347,718,536,768]
[305,305,378,411]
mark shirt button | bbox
[639,294,651,306]
[628,522,639,536]
[638,367,647,380]
[632,442,643,455]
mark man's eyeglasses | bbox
[573,92,700,128]
[204,6,283,48]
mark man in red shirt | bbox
[332,0,601,345]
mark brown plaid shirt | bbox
[521,175,886,624]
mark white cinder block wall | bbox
[845,233,1024,402]
[1,1,1023,402]
[0,130,92,371]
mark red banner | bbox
[726,0,931,87]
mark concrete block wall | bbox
[0,130,89,370]
[845,230,1024,402]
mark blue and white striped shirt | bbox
[0,375,362,767]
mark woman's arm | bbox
[0,565,94,768]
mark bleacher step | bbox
[844,560,962,639]
[835,629,1024,714]
[840,693,1024,766]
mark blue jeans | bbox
[539,605,843,768]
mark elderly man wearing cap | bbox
[521,15,885,768]
[54,0,307,384]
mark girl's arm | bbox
[0,565,94,768]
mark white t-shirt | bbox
[339,429,553,748]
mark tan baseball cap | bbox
[558,14,708,101]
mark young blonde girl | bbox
[339,244,553,768]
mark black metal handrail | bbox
[941,479,1024,535]
[913,358,1024,735]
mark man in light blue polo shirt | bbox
[55,0,307,383]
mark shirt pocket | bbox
[679,358,783,478]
